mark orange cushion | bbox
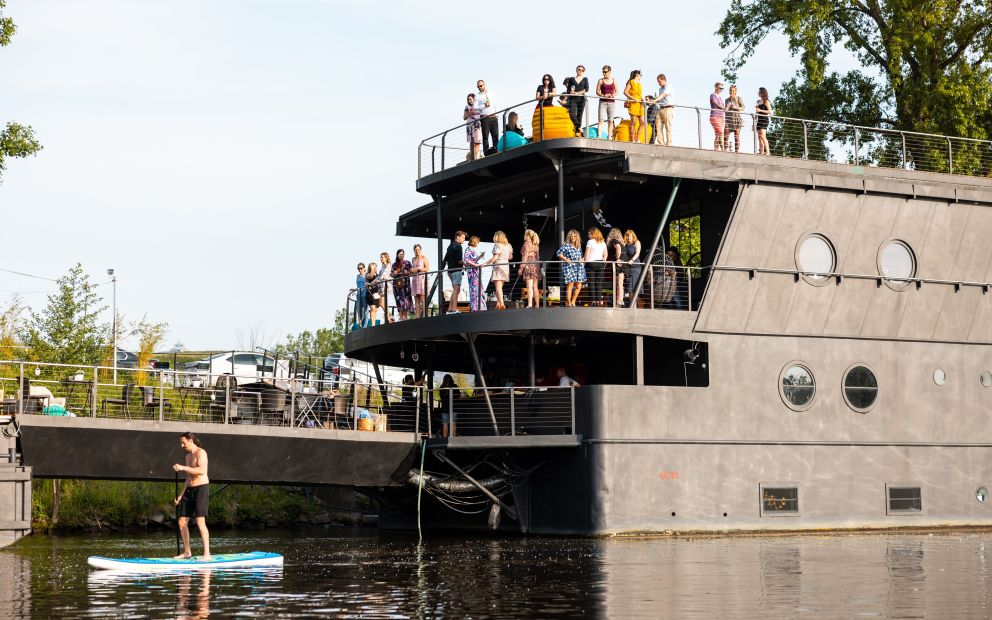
[531,106,575,141]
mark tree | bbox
[717,1,992,172]
[21,264,108,365]
[0,1,42,180]
[132,317,168,385]
[274,310,347,358]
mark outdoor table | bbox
[175,386,214,417]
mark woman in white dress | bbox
[485,230,514,310]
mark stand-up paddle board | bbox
[87,551,283,571]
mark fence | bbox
[0,361,578,439]
[347,259,702,327]
[418,95,992,180]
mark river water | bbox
[2,528,992,617]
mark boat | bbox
[344,96,992,535]
[87,551,284,571]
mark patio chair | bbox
[139,386,171,418]
[101,383,135,419]
[18,378,50,414]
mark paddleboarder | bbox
[173,431,211,560]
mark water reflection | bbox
[3,530,992,617]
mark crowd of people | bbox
[461,68,774,159]
[351,226,689,328]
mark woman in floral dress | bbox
[519,229,541,307]
[463,235,487,312]
[557,229,586,307]
[390,248,414,320]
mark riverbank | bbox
[30,480,372,532]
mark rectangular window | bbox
[887,485,923,514]
[760,484,799,517]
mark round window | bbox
[934,369,946,386]
[796,234,836,284]
[978,487,989,503]
[843,365,878,412]
[877,240,916,290]
[981,371,992,388]
[780,363,816,411]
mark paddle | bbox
[174,471,180,556]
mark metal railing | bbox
[0,361,579,439]
[418,95,992,180]
[348,259,701,327]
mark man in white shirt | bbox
[556,367,579,387]
[645,74,674,145]
[477,79,498,156]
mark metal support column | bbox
[435,194,445,312]
[528,334,536,387]
[464,333,498,434]
[634,335,644,385]
[553,156,566,245]
[629,178,682,307]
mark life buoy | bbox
[531,106,575,141]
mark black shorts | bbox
[179,485,209,518]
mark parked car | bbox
[182,352,289,387]
[114,350,139,369]
[322,353,354,388]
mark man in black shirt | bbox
[442,231,467,313]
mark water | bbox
[2,528,992,617]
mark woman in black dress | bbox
[536,74,556,107]
[563,66,589,136]
[756,87,773,155]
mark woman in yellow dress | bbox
[623,70,644,143]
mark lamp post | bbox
[108,268,117,385]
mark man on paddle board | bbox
[173,431,211,560]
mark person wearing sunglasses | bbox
[563,65,589,137]
[596,65,617,139]
[476,79,498,156]
[536,74,557,107]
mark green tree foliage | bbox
[717,1,992,172]
[0,1,42,180]
[275,309,347,357]
[21,264,108,365]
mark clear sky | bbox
[0,0,851,350]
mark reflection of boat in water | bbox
[347,100,992,535]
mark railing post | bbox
[570,386,576,434]
[92,365,98,418]
[159,369,165,422]
[948,137,953,174]
[649,265,655,309]
[441,132,446,171]
[509,388,515,436]
[290,379,296,428]
[854,127,860,165]
[431,145,437,175]
[449,389,456,437]
[688,267,692,311]
[224,378,230,424]
[901,132,908,169]
[696,107,702,149]
[752,115,758,154]
[540,104,545,141]
[583,94,589,137]
[802,121,809,159]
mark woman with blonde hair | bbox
[557,229,586,307]
[519,229,541,307]
[621,229,642,304]
[375,252,391,322]
[485,231,514,310]
[410,244,430,318]
[606,228,625,306]
[463,235,487,311]
[583,226,607,306]
[623,70,644,143]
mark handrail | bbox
[418,94,992,180]
[714,265,992,289]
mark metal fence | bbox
[0,361,577,439]
[348,259,701,327]
[418,95,992,180]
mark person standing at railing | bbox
[375,252,392,323]
[410,244,430,318]
[724,85,745,153]
[442,230,466,314]
[557,229,586,307]
[755,87,773,156]
[519,229,541,308]
[536,74,557,107]
[710,82,727,151]
[438,373,458,437]
[463,93,483,161]
[365,263,381,326]
[623,70,644,143]
[390,249,414,321]
[606,228,625,307]
[476,79,498,156]
[596,66,617,140]
[354,262,368,329]
[666,246,687,310]
[563,66,589,137]
[485,231,513,310]
[584,227,607,306]
[622,229,642,304]
[646,74,674,146]
[463,235,487,311]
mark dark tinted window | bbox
[844,366,878,410]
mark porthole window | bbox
[780,363,815,411]
[843,365,878,412]
[978,487,988,503]
[981,371,992,388]
[933,369,946,386]
[877,240,916,290]
[795,234,836,285]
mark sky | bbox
[0,0,853,351]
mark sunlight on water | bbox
[2,529,991,617]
